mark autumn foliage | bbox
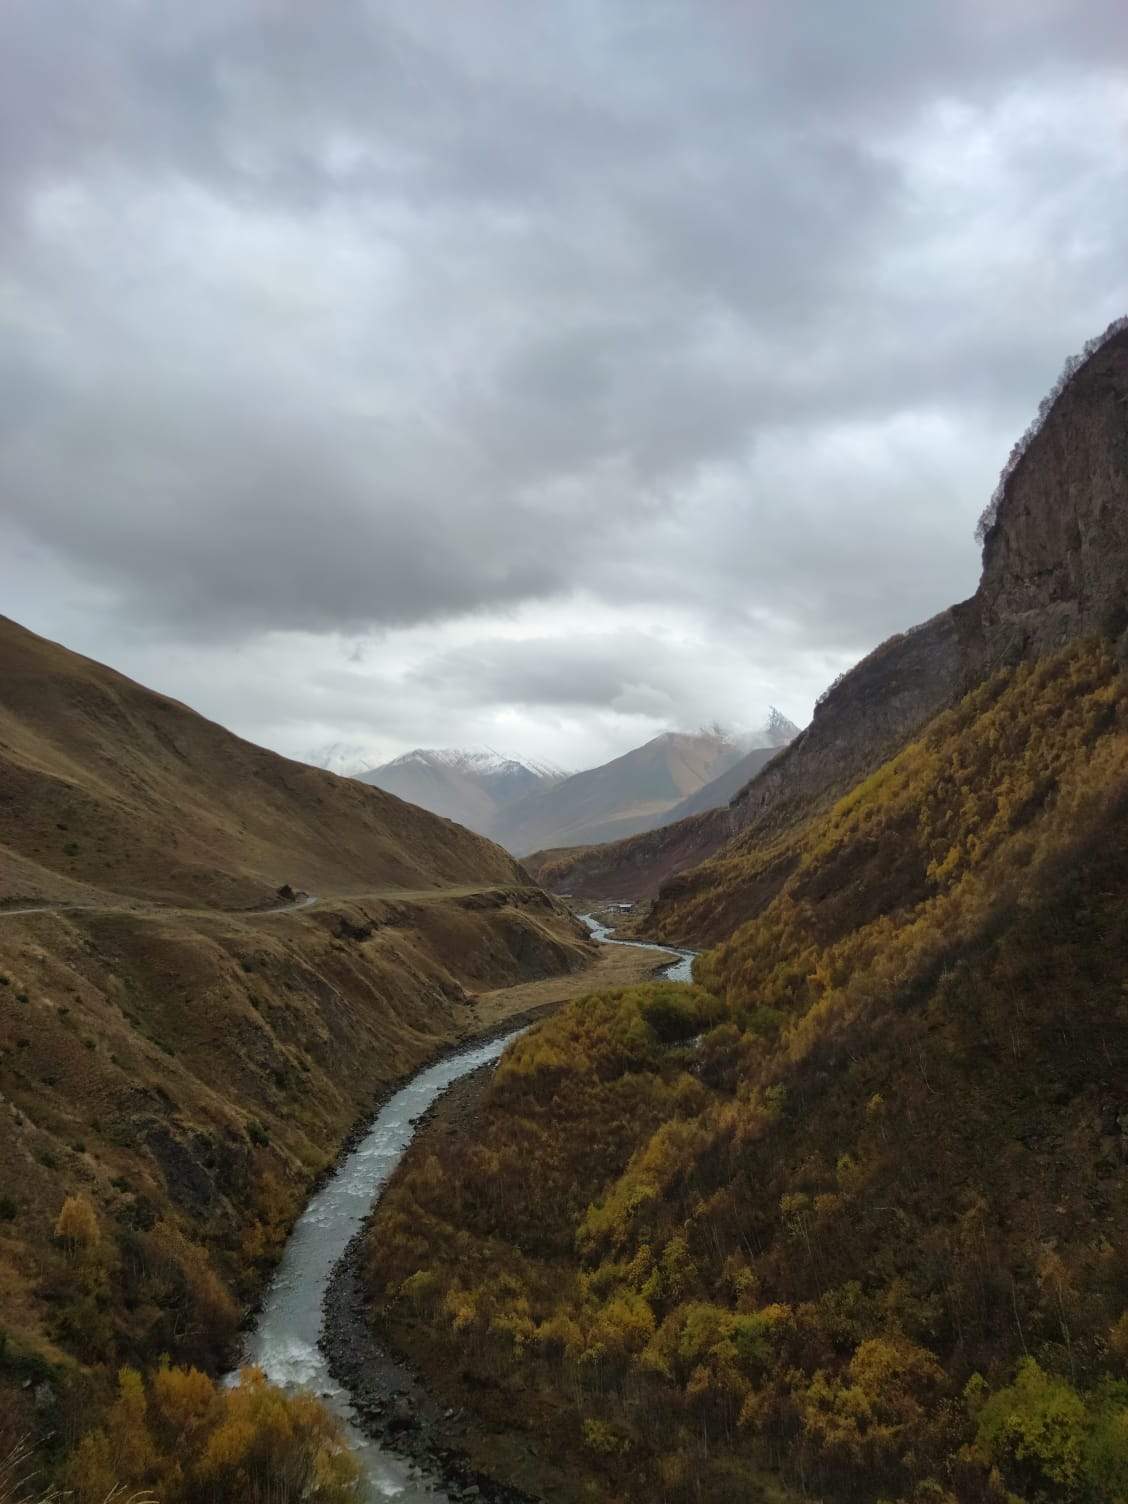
[53,1195,100,1258]
[62,1365,358,1504]
[364,642,1128,1502]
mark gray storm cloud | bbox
[1,1,1125,764]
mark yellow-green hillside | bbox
[363,640,1128,1503]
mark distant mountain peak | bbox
[381,746,569,781]
[693,721,737,743]
[762,706,800,746]
[358,746,570,836]
[685,713,799,753]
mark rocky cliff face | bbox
[535,320,1128,913]
[717,323,1128,855]
[729,605,969,840]
[977,321,1128,656]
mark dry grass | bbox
[467,934,675,1031]
[0,613,522,912]
[0,1440,153,1504]
[0,887,591,1386]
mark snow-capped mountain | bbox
[395,748,567,781]
[759,706,801,747]
[357,747,569,835]
[348,721,801,851]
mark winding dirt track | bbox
[0,892,320,921]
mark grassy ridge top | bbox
[0,614,523,910]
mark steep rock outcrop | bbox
[976,321,1128,654]
[536,320,1128,914]
[729,604,970,841]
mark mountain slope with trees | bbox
[361,320,1128,1503]
[366,644,1128,1504]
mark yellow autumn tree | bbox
[54,1193,100,1258]
[64,1365,359,1504]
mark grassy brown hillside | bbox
[363,640,1128,1503]
[0,616,593,1486]
[525,806,727,903]
[0,614,521,911]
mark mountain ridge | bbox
[0,614,527,912]
[529,317,1128,914]
[358,720,798,857]
[490,728,753,854]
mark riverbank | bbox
[317,935,693,1502]
[322,1060,536,1504]
[461,924,683,1031]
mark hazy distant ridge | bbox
[346,713,798,854]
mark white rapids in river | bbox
[239,913,695,1501]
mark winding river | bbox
[240,914,695,1501]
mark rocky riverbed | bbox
[322,1072,537,1503]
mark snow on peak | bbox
[382,747,568,781]
[761,706,801,746]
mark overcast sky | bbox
[2,2,1126,772]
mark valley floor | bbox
[462,933,676,1033]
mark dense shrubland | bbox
[1,1182,355,1501]
[365,642,1128,1502]
[64,1366,358,1504]
[0,889,587,1496]
[0,1367,357,1504]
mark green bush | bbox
[638,983,721,1043]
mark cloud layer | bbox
[2,2,1126,768]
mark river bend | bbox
[240,914,694,1500]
